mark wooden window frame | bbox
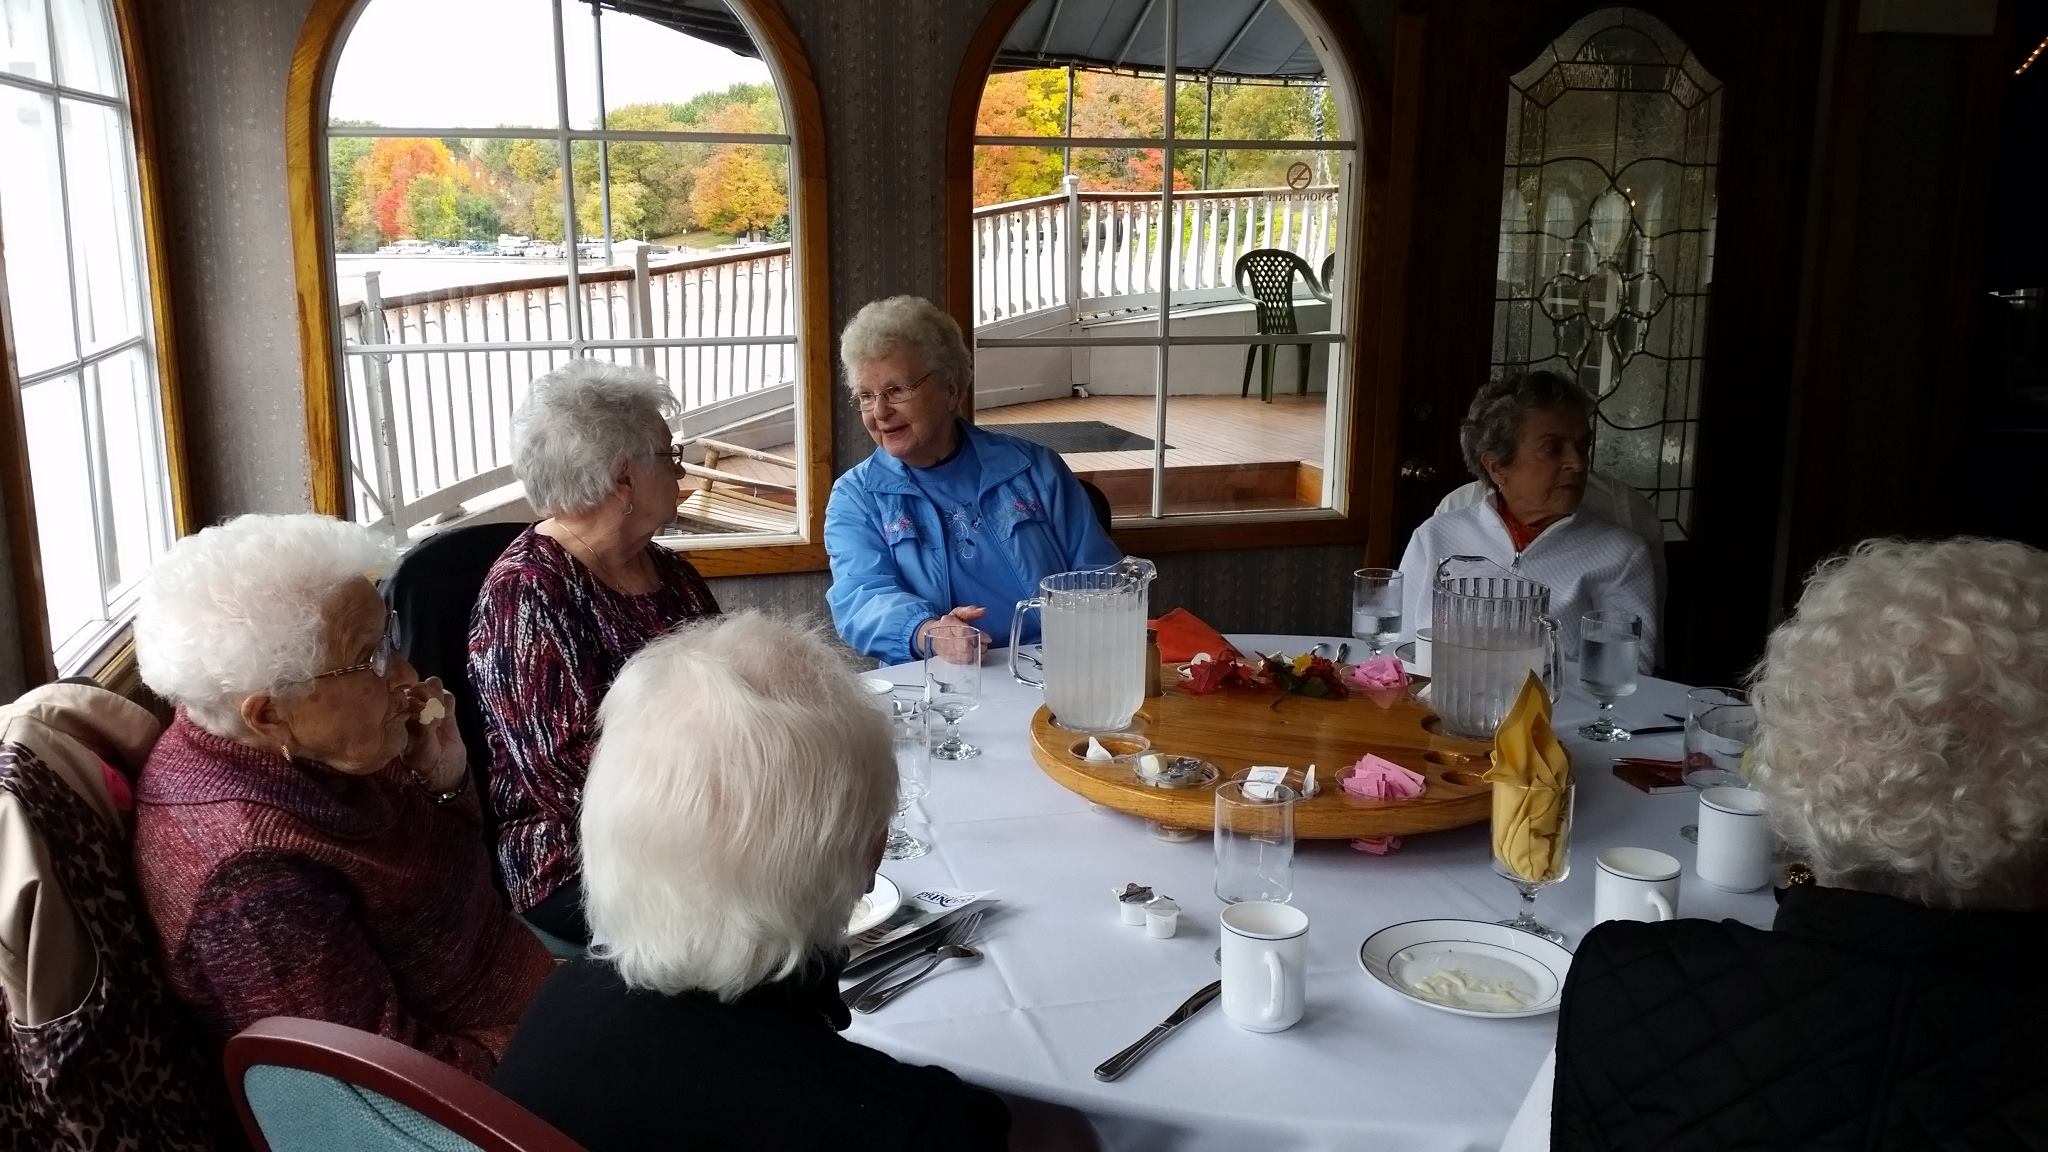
[944,0,1398,558]
[0,0,195,687]
[285,0,832,578]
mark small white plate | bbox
[1394,642,1421,675]
[860,676,896,696]
[1358,919,1572,1019]
[847,874,902,938]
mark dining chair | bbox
[380,518,529,881]
[1234,248,1320,402]
[225,1017,583,1152]
[1078,477,1113,534]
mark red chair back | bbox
[224,1017,582,1152]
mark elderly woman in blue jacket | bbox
[825,296,1121,665]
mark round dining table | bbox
[848,634,1778,1152]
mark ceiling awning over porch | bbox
[583,0,1327,81]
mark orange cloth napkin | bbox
[1149,607,1232,663]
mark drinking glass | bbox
[1351,568,1404,658]
[922,622,983,761]
[1679,687,1756,843]
[1491,779,1574,945]
[1214,780,1296,905]
[1576,611,1642,742]
[885,707,930,860]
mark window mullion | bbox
[551,0,584,351]
[48,81,118,621]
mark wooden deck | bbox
[695,392,1330,519]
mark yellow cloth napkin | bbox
[1484,672,1572,883]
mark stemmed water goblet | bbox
[1491,779,1575,945]
[922,622,983,761]
[1577,611,1643,742]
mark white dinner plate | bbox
[860,675,896,696]
[1358,919,1572,1019]
[847,873,902,938]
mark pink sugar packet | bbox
[1343,657,1409,708]
[1341,753,1425,854]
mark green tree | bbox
[403,172,462,241]
[455,190,502,239]
[327,132,378,251]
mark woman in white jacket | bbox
[1398,371,1656,671]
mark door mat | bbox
[992,420,1168,454]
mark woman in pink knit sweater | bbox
[131,514,551,1079]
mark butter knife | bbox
[1093,980,1223,1082]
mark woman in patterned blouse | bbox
[469,360,719,946]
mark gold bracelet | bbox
[409,766,469,805]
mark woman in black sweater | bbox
[1547,538,2048,1152]
[492,613,1011,1150]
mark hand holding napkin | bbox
[1341,753,1426,855]
[1483,672,1572,883]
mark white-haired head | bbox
[512,359,680,517]
[581,611,896,999]
[1751,536,2048,911]
[136,514,393,736]
[838,295,972,400]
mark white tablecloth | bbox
[849,635,1775,1152]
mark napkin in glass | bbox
[1483,672,1572,883]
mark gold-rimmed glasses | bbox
[310,611,399,682]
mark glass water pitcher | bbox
[1429,555,1561,740]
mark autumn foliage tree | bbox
[327,84,792,253]
[972,68,1333,205]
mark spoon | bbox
[850,943,982,1014]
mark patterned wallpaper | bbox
[133,0,1392,642]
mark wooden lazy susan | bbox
[1028,665,1495,840]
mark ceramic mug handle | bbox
[1646,890,1675,921]
[1263,949,1285,1023]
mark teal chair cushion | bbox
[243,1065,481,1152]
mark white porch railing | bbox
[338,244,795,540]
[972,179,1340,328]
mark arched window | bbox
[291,0,829,573]
[954,0,1368,536]
[0,0,187,680]
[1492,8,1722,540]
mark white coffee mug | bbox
[1594,847,1680,924]
[1696,787,1770,892]
[1219,901,1308,1033]
[1411,627,1434,676]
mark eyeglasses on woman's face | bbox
[853,370,936,412]
[311,611,399,682]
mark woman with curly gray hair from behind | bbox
[1539,537,2048,1152]
[469,359,720,947]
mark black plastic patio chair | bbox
[1235,248,1319,403]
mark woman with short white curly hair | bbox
[492,612,1017,1148]
[469,358,720,946]
[1539,536,2048,1151]
[131,514,550,1079]
[1751,536,2048,909]
[825,295,1119,664]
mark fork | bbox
[847,910,985,1014]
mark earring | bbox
[625,501,635,517]
[278,744,292,763]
